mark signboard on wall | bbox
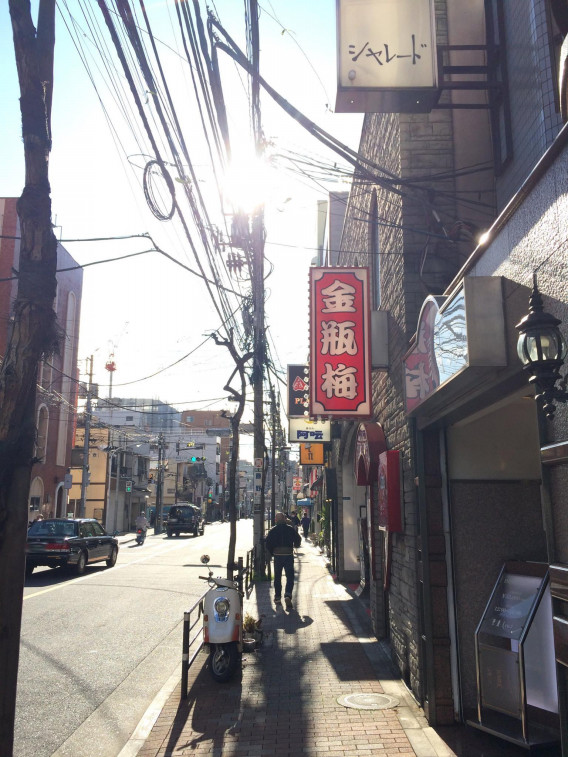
[289,418,331,443]
[354,422,386,486]
[287,364,309,418]
[300,443,324,465]
[336,0,438,113]
[404,279,507,414]
[309,267,372,419]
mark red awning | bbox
[354,422,387,486]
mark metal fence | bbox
[181,591,206,699]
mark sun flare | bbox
[222,154,274,214]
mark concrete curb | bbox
[116,665,182,757]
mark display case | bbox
[469,561,560,748]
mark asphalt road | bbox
[15,519,254,757]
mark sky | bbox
[0,1,362,458]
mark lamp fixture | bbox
[515,273,568,419]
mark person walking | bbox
[289,511,301,532]
[265,511,301,609]
[301,513,311,540]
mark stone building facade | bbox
[325,0,568,745]
[0,197,83,518]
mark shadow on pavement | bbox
[25,564,109,587]
[162,653,243,756]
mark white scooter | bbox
[199,555,243,682]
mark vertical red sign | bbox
[309,267,372,418]
[377,450,402,532]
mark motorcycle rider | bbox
[135,510,148,532]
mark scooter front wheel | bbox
[209,642,239,683]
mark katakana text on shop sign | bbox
[349,34,427,67]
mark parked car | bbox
[26,518,119,576]
[166,504,204,537]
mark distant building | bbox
[69,425,151,531]
[94,397,180,431]
[181,409,231,498]
[316,191,349,266]
[0,197,83,518]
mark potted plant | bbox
[242,612,263,649]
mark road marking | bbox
[23,538,196,601]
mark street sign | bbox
[300,443,324,465]
[63,473,73,490]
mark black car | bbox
[166,504,205,537]
[26,518,119,576]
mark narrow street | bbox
[15,520,253,757]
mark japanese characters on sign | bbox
[338,0,436,88]
[404,297,441,412]
[287,364,309,418]
[309,267,372,418]
[336,0,438,114]
[288,418,331,443]
[300,443,324,466]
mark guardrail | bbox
[181,591,206,699]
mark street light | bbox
[516,274,568,419]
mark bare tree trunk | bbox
[0,2,58,753]
[212,332,252,579]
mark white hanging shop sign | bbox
[336,0,438,113]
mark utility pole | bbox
[79,355,93,518]
[154,432,165,534]
[270,386,277,527]
[248,0,267,578]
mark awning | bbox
[354,422,387,486]
[310,475,323,491]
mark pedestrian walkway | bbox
[132,539,458,757]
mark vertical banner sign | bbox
[254,457,263,512]
[309,267,372,418]
[287,364,308,417]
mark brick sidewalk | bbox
[136,540,451,757]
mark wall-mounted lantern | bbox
[516,274,568,419]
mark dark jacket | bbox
[265,521,301,556]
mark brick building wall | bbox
[335,0,463,708]
[1,197,83,515]
[0,197,19,357]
